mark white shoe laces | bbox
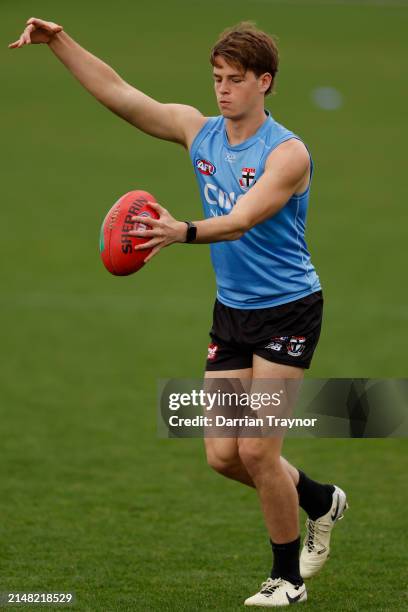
[306,518,331,553]
[260,577,283,595]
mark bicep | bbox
[112,82,205,146]
[231,140,310,229]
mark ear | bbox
[259,72,273,94]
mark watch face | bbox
[187,224,197,242]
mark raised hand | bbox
[8,17,63,49]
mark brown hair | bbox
[210,22,279,95]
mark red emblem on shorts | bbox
[207,343,218,360]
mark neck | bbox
[225,107,268,146]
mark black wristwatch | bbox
[183,221,197,243]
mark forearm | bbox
[47,31,193,142]
[192,214,246,244]
[48,31,124,110]
[130,204,247,262]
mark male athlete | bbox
[10,19,348,607]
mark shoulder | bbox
[166,104,209,150]
[265,138,310,175]
[186,114,224,154]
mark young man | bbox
[10,19,348,607]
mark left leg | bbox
[252,354,348,582]
[243,356,347,607]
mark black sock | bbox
[296,470,335,520]
[270,536,302,585]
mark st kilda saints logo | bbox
[287,337,306,357]
[239,167,256,191]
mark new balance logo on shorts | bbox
[265,336,306,357]
[265,336,289,352]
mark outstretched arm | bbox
[9,17,205,148]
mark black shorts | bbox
[206,291,323,371]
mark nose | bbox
[217,79,230,95]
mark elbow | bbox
[229,214,252,240]
[228,218,251,241]
[230,228,245,240]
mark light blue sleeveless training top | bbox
[189,111,321,309]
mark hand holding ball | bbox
[99,190,160,276]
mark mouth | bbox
[219,100,231,106]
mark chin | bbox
[219,106,241,120]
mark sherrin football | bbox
[99,190,159,276]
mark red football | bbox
[99,190,159,276]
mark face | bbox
[212,55,271,120]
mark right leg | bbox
[204,367,254,485]
[204,368,300,488]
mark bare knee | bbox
[206,447,240,478]
[238,439,281,478]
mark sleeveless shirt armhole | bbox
[189,116,220,161]
[261,134,314,198]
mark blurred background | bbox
[1,1,407,610]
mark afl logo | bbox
[135,210,153,231]
[196,159,216,176]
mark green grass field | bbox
[1,0,407,610]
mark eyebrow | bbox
[213,72,244,78]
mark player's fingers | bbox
[26,17,63,32]
[148,201,167,215]
[10,26,30,48]
[144,245,161,263]
[128,229,156,238]
[24,25,34,44]
[134,238,162,251]
[12,33,26,47]
[130,215,160,227]
[26,17,48,27]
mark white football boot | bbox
[244,577,307,607]
[300,485,348,579]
